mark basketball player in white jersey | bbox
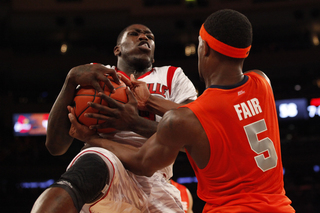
[31,24,197,212]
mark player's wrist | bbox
[132,116,158,138]
[144,94,155,109]
[65,72,79,88]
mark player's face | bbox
[115,24,155,68]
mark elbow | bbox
[45,140,65,156]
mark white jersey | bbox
[77,65,197,212]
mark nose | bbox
[138,33,148,40]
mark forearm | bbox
[145,95,191,116]
[46,78,77,155]
[130,116,158,138]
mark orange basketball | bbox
[73,77,128,133]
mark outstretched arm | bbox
[46,64,120,155]
[125,74,194,116]
[69,110,182,176]
[68,103,208,176]
[86,74,194,138]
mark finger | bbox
[107,71,121,85]
[68,112,77,124]
[89,122,113,130]
[97,92,120,108]
[69,111,89,131]
[118,73,132,87]
[69,106,75,115]
[85,112,111,121]
[67,105,72,113]
[130,74,137,83]
[90,80,105,93]
[87,100,118,115]
[94,66,118,92]
[99,66,120,85]
[125,87,138,105]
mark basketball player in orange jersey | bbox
[67,9,296,212]
[170,179,193,213]
[31,24,197,212]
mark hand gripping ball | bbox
[73,77,128,133]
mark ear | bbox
[202,40,210,56]
[152,58,155,63]
[114,45,121,56]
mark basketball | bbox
[73,77,128,133]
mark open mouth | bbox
[138,41,150,49]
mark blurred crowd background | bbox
[1,0,320,212]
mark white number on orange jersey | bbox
[244,119,278,172]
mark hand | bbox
[128,74,151,111]
[67,106,99,142]
[84,87,141,132]
[67,63,121,93]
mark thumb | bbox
[130,74,137,83]
[125,86,137,104]
[68,112,76,123]
[119,73,132,87]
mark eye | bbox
[147,35,154,40]
[129,32,138,36]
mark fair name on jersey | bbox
[234,98,262,121]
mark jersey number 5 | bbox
[244,119,278,172]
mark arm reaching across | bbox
[86,74,195,137]
[127,74,194,116]
[68,102,210,177]
[46,63,120,155]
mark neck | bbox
[205,59,244,88]
[117,60,152,78]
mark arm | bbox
[144,95,193,117]
[69,104,206,176]
[83,87,158,138]
[85,73,194,138]
[46,63,120,155]
[31,187,77,213]
[126,74,194,116]
[186,188,194,213]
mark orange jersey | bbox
[183,72,294,212]
[171,180,190,213]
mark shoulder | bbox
[244,69,271,85]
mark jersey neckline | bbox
[115,67,154,80]
[208,75,249,90]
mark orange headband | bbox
[199,24,251,58]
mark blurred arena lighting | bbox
[294,85,301,91]
[311,33,319,46]
[60,43,68,54]
[313,165,320,173]
[177,176,198,184]
[185,43,196,56]
[19,179,55,189]
[316,79,320,88]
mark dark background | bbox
[1,0,320,212]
